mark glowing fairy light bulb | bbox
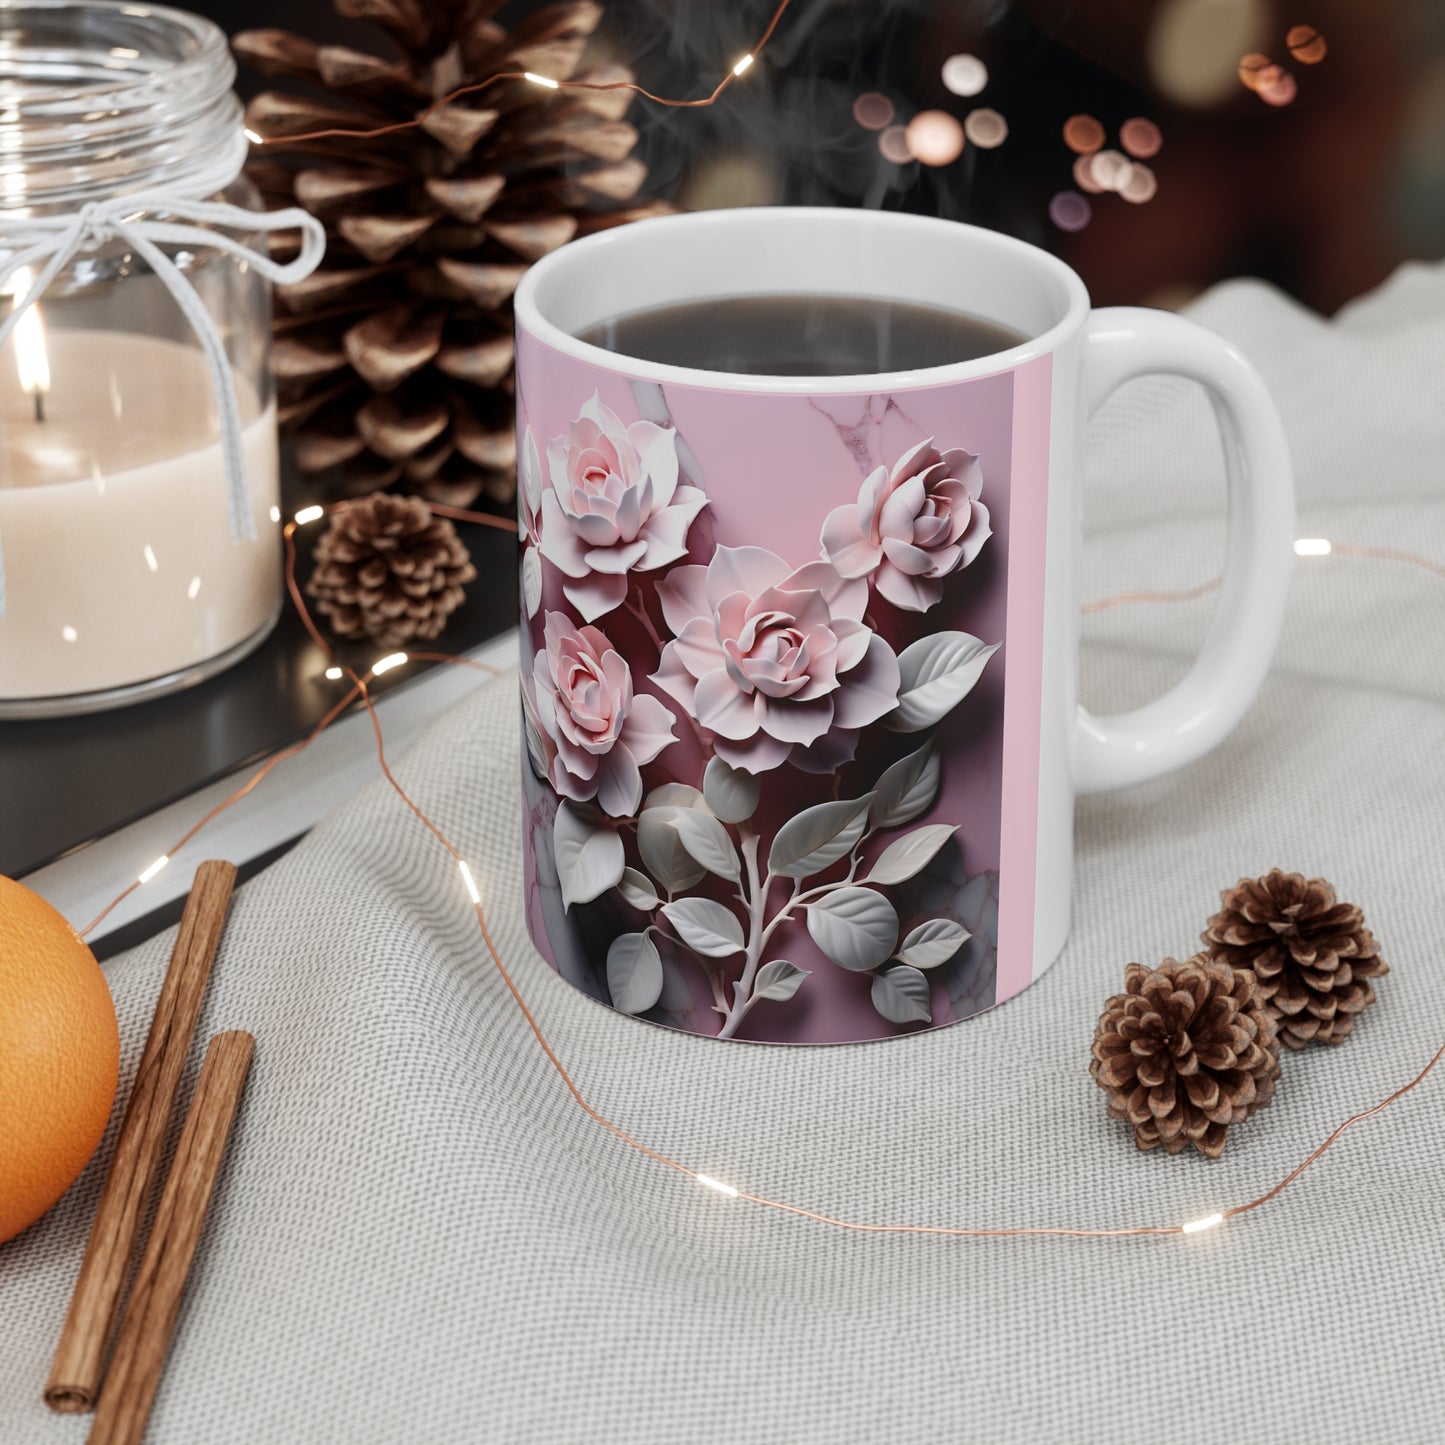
[1181,1212,1224,1235]
[524,71,560,89]
[696,1174,739,1198]
[459,860,482,904]
[137,855,170,885]
[732,53,754,76]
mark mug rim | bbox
[515,207,1092,395]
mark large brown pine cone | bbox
[307,493,476,646]
[1091,956,1281,1159]
[1201,869,1388,1049]
[235,0,668,509]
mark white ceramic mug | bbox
[514,208,1294,1044]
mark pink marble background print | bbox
[517,327,1051,1044]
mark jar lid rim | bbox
[0,0,230,115]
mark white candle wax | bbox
[0,329,281,702]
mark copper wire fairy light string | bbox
[248,0,796,148]
[77,501,1445,1241]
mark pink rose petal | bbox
[819,503,881,577]
[650,644,698,711]
[672,615,727,682]
[881,535,936,578]
[584,537,649,575]
[629,420,680,508]
[790,726,860,773]
[538,493,589,578]
[714,730,793,774]
[561,570,629,624]
[875,564,943,613]
[695,669,759,739]
[878,475,927,542]
[622,693,678,765]
[831,633,903,729]
[704,546,791,612]
[595,742,643,818]
[656,564,709,635]
[755,692,833,746]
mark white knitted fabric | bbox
[3,265,1443,1444]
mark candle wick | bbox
[33,390,45,424]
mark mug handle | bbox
[1074,307,1295,794]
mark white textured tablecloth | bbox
[3,265,1444,1444]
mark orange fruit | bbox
[0,876,119,1245]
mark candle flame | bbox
[6,267,51,408]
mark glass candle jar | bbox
[0,1,304,716]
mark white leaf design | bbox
[606,931,663,1014]
[669,811,741,883]
[522,699,548,782]
[617,867,662,912]
[805,887,898,971]
[637,784,711,893]
[887,632,1000,732]
[865,825,959,887]
[702,755,760,825]
[644,783,708,812]
[552,801,625,910]
[522,546,543,619]
[768,795,874,879]
[895,918,971,969]
[870,739,941,830]
[520,426,544,521]
[661,898,746,958]
[752,959,809,1003]
[870,964,932,1024]
[630,379,672,425]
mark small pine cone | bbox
[1091,956,1281,1159]
[307,493,476,647]
[1202,870,1388,1049]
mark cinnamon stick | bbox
[87,1032,255,1445]
[46,860,238,1413]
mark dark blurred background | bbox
[209,0,1445,315]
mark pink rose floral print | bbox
[520,389,1001,1040]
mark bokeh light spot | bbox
[1063,114,1106,154]
[853,92,895,131]
[1257,66,1298,106]
[1049,191,1093,232]
[963,107,1008,149]
[1119,117,1162,158]
[1073,153,1105,194]
[1237,52,1273,90]
[1088,148,1132,192]
[1286,24,1327,64]
[1149,0,1269,107]
[942,54,988,97]
[1119,163,1159,203]
[878,124,913,163]
[905,109,965,166]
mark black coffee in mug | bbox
[577,294,1025,376]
